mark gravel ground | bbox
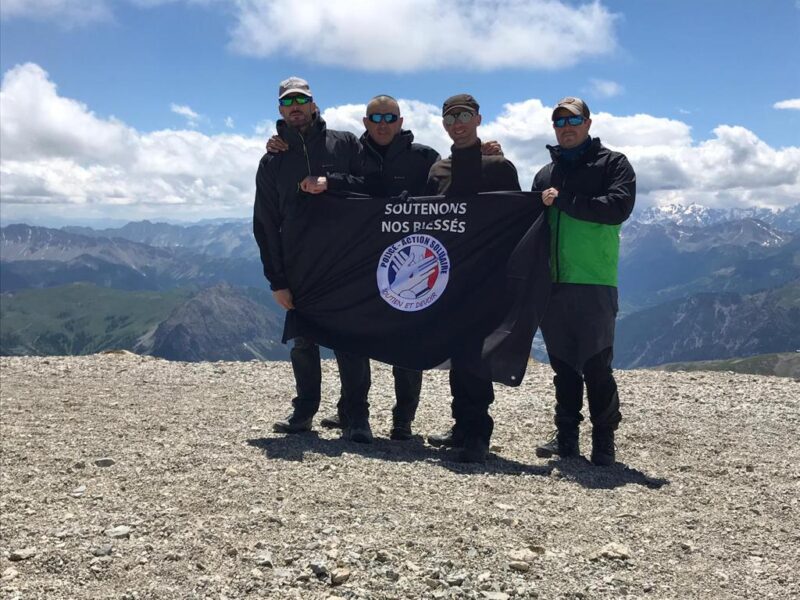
[1,353,798,600]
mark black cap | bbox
[442,93,479,116]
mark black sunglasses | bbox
[367,113,400,124]
[279,96,313,107]
[553,115,586,128]
[443,111,474,126]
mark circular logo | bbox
[376,234,450,312]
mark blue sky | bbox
[1,0,798,226]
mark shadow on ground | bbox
[247,433,667,487]
[545,456,670,490]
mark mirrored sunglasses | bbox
[367,113,400,124]
[443,111,475,126]
[279,96,313,107]
[553,115,586,128]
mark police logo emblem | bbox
[376,234,451,312]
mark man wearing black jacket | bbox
[267,95,440,441]
[426,93,521,463]
[253,76,372,442]
[532,97,636,466]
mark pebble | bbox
[589,542,632,561]
[376,549,392,562]
[94,457,116,467]
[255,552,273,567]
[250,568,263,579]
[8,548,36,561]
[482,593,510,600]
[70,485,86,498]
[1,567,19,581]
[104,525,131,539]
[446,572,467,586]
[508,548,539,563]
[92,545,113,557]
[508,561,530,572]
[331,567,351,585]
[310,562,329,579]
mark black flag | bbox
[281,191,550,386]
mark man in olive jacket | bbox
[426,93,521,463]
[532,97,636,466]
[253,76,371,441]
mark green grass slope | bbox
[0,283,193,356]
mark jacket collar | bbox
[449,138,482,159]
[361,129,414,162]
[547,136,603,164]
[277,114,327,149]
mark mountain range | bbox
[2,201,798,369]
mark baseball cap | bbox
[552,97,590,119]
[279,76,313,99]
[442,93,479,116]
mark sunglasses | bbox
[279,96,313,107]
[553,115,586,128]
[367,113,400,124]
[443,111,475,126]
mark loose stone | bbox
[9,548,36,561]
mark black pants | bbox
[290,336,371,423]
[549,346,621,431]
[392,367,422,424]
[449,354,495,444]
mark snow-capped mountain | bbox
[634,203,800,231]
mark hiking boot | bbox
[272,414,313,434]
[591,428,616,466]
[320,414,343,429]
[389,421,413,441]
[535,428,579,458]
[427,426,466,448]
[344,419,373,444]
[458,437,489,463]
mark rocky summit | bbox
[1,354,798,599]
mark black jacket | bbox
[531,137,635,226]
[253,116,362,290]
[327,129,440,197]
[427,139,521,196]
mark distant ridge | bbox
[654,352,800,378]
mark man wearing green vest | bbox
[532,97,636,466]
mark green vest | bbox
[549,207,621,286]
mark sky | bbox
[1,0,799,226]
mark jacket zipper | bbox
[300,133,311,176]
[555,168,571,282]
[554,210,562,282]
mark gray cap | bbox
[552,96,590,119]
[278,76,312,99]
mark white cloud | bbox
[1,64,266,222]
[1,63,798,225]
[588,78,623,98]
[0,0,112,26]
[229,0,618,72]
[170,103,202,128]
[224,116,235,128]
[773,98,800,110]
[3,1,617,73]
